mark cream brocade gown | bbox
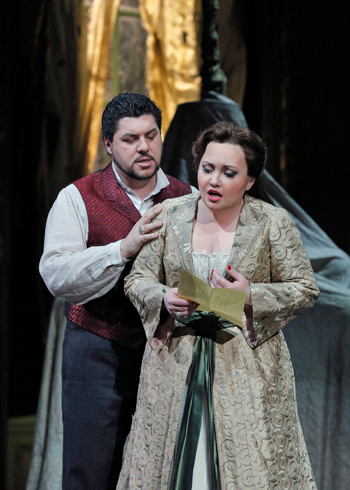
[119,193,319,490]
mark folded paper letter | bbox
[177,270,246,327]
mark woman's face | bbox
[197,142,255,214]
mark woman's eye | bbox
[202,167,212,173]
[225,172,236,178]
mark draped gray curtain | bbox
[26,299,65,490]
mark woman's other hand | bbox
[210,266,252,305]
[163,288,199,319]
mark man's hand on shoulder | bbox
[120,204,163,259]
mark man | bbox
[39,92,194,490]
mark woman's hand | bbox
[163,288,199,319]
[210,266,252,305]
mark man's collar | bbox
[112,163,170,199]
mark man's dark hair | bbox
[102,92,162,141]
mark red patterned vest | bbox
[67,163,191,348]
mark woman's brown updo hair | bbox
[192,121,272,203]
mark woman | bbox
[119,122,319,490]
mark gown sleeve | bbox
[246,207,320,348]
[124,204,171,340]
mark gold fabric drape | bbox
[76,0,121,175]
[139,0,247,134]
[139,0,202,134]
[75,0,247,174]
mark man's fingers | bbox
[142,204,162,222]
[140,231,159,243]
[120,225,159,259]
[140,221,163,235]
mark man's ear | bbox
[104,137,112,154]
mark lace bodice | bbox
[191,251,230,284]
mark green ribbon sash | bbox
[171,312,229,490]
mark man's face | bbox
[104,114,162,182]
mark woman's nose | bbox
[209,173,220,186]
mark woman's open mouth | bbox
[207,189,222,202]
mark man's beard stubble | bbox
[113,155,160,181]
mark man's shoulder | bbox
[164,174,191,193]
[73,167,106,189]
[165,174,188,184]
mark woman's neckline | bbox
[191,196,245,254]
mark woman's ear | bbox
[245,177,256,191]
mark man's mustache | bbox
[133,154,156,164]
